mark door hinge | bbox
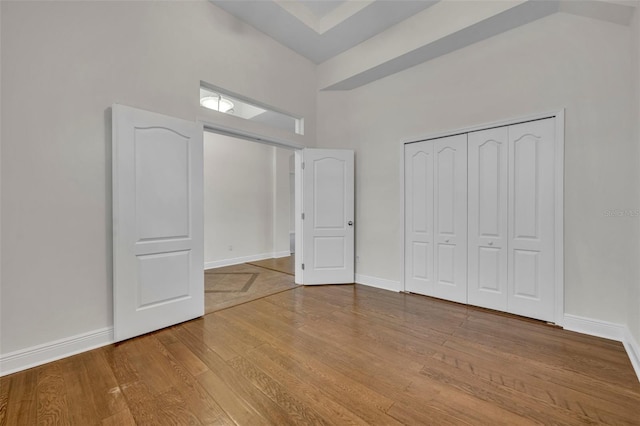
[301,213,305,220]
[302,162,305,169]
[301,263,305,270]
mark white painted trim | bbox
[623,328,640,382]
[355,274,401,292]
[563,314,640,382]
[273,250,292,258]
[272,147,278,257]
[294,150,304,284]
[0,327,114,377]
[198,118,304,151]
[553,109,565,326]
[204,253,277,270]
[403,108,566,145]
[400,109,565,325]
[399,140,406,292]
[563,314,626,340]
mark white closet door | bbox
[468,127,508,311]
[404,141,434,295]
[432,135,468,303]
[508,118,555,322]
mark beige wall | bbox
[317,12,639,326]
[0,1,316,355]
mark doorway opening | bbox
[112,104,355,342]
[202,130,297,313]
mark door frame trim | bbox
[197,118,305,284]
[198,119,305,151]
[400,109,565,325]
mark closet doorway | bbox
[402,112,564,324]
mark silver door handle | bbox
[445,239,450,243]
[488,242,494,246]
[348,221,353,226]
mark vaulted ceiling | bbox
[212,0,438,63]
[212,0,638,90]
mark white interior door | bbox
[404,141,435,295]
[112,104,204,342]
[467,127,508,311]
[432,135,468,303]
[299,149,354,284]
[508,118,555,322]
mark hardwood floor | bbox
[204,263,296,314]
[247,255,295,276]
[2,282,640,425]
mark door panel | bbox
[301,149,354,284]
[513,249,540,298]
[468,127,508,311]
[313,158,346,228]
[135,128,190,240]
[113,104,204,342]
[508,118,555,321]
[404,142,434,294]
[314,237,346,268]
[432,135,467,303]
[477,247,501,291]
[137,251,191,307]
[513,136,540,239]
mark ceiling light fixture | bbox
[200,94,234,113]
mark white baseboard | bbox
[563,314,626,341]
[563,314,640,383]
[623,328,640,382]
[355,274,401,292]
[204,253,275,270]
[0,327,114,377]
[272,251,291,259]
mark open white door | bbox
[297,149,354,285]
[112,104,204,342]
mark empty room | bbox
[1,0,640,424]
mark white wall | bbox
[317,12,639,326]
[0,0,316,357]
[203,133,291,266]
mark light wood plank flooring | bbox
[205,262,296,314]
[247,255,295,276]
[2,280,639,425]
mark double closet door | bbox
[404,118,556,322]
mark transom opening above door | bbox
[199,81,304,135]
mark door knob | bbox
[445,239,450,243]
[488,242,494,246]
[348,221,353,226]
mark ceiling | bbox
[211,0,438,63]
[212,0,638,90]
